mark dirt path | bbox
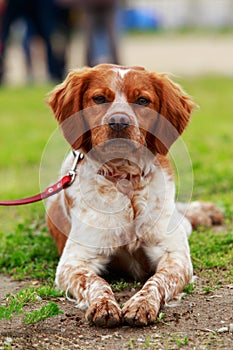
[121,34,233,75]
[0,276,29,300]
[4,33,233,85]
[0,274,233,349]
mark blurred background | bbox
[0,0,233,85]
[0,4,233,347]
[0,0,233,230]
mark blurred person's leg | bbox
[22,19,36,83]
[83,0,120,67]
[0,0,27,83]
[53,6,71,81]
[33,0,63,82]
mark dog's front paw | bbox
[122,294,160,327]
[85,299,122,327]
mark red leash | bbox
[0,175,72,206]
[0,152,83,206]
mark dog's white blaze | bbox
[114,91,127,103]
[112,67,131,79]
[107,67,139,125]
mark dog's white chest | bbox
[65,160,174,250]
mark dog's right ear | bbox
[47,68,91,150]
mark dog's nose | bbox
[108,114,130,131]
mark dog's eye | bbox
[135,97,150,106]
[93,95,107,104]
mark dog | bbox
[46,64,223,327]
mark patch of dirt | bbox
[0,275,233,349]
[0,276,30,300]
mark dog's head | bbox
[48,64,195,161]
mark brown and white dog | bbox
[46,64,223,327]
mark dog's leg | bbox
[177,201,224,229]
[55,239,122,327]
[122,249,192,326]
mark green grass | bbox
[0,76,233,325]
[0,222,59,281]
[0,86,54,156]
[190,230,233,270]
[180,76,233,206]
[0,286,63,321]
[23,302,63,325]
[111,279,141,292]
[0,85,56,233]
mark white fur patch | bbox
[112,67,132,79]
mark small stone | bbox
[32,281,39,285]
[229,324,233,333]
[114,332,123,339]
[137,337,145,343]
[4,337,13,345]
[101,335,112,340]
[217,326,228,333]
[34,294,42,302]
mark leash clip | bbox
[68,151,84,185]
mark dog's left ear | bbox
[148,73,196,155]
